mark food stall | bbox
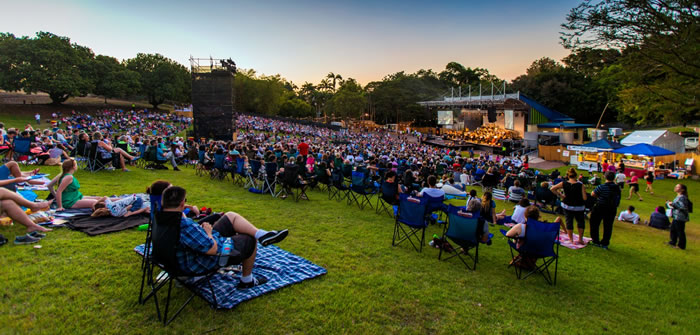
[567,139,624,171]
[611,143,675,177]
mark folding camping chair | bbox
[424,193,446,225]
[73,140,90,169]
[233,158,248,186]
[245,159,263,189]
[86,141,109,172]
[210,153,230,181]
[195,150,209,177]
[315,167,332,193]
[12,138,35,165]
[329,170,351,202]
[348,171,376,210]
[439,205,481,270]
[392,194,429,252]
[376,180,398,218]
[279,164,308,201]
[500,218,560,285]
[149,210,226,325]
[138,194,162,305]
[261,162,280,197]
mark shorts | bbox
[564,209,586,230]
[211,214,256,265]
[630,183,639,192]
[617,182,624,190]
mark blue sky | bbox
[0,0,580,85]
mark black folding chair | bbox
[87,141,109,172]
[329,171,350,202]
[261,162,280,197]
[376,180,398,217]
[280,164,308,202]
[149,211,225,325]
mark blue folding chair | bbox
[12,138,35,165]
[500,218,560,285]
[245,159,262,189]
[210,154,229,181]
[424,193,446,225]
[376,180,398,217]
[393,194,429,252]
[233,158,248,186]
[262,162,280,197]
[439,205,481,270]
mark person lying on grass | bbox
[160,184,289,289]
[617,206,640,225]
[0,161,44,191]
[91,195,150,218]
[0,188,52,244]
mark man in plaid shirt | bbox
[162,186,289,289]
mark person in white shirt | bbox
[35,113,41,125]
[419,176,445,198]
[615,171,626,190]
[510,198,530,224]
[618,206,640,224]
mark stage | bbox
[422,137,504,153]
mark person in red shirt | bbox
[626,171,643,201]
[297,140,309,158]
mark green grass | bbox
[0,114,36,131]
[0,164,697,334]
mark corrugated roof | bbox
[519,94,574,122]
[620,130,668,145]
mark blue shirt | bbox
[177,217,226,274]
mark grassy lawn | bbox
[0,163,697,334]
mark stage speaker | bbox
[192,70,235,140]
[487,107,497,123]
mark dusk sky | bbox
[1,0,580,85]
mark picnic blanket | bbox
[65,213,148,236]
[503,223,592,250]
[134,243,327,309]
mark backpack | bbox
[687,199,693,214]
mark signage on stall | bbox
[567,145,598,153]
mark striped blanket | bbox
[134,243,326,309]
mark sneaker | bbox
[237,275,268,289]
[601,245,609,250]
[174,167,181,171]
[14,234,41,245]
[259,229,289,247]
[28,231,46,239]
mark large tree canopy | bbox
[0,32,95,104]
[125,53,190,109]
[561,0,699,124]
[93,55,140,103]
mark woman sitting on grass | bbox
[47,159,101,211]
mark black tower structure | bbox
[190,57,237,140]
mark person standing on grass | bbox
[667,184,691,250]
[626,171,643,201]
[589,171,621,249]
[644,171,655,195]
[551,168,587,245]
[614,169,626,190]
[35,112,41,125]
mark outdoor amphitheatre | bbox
[0,1,698,334]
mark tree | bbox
[438,62,485,88]
[0,32,95,104]
[92,55,140,103]
[125,53,190,109]
[279,96,313,118]
[327,78,365,120]
[561,0,699,124]
[562,48,622,78]
[326,72,343,92]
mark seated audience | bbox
[618,206,640,224]
[0,188,51,244]
[161,185,288,288]
[508,180,526,203]
[47,159,101,210]
[646,206,671,230]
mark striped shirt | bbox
[592,182,621,208]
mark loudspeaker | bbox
[487,107,497,123]
[192,71,235,140]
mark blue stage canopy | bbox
[581,139,624,151]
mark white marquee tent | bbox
[620,130,685,153]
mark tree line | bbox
[0,0,696,125]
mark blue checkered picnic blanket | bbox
[134,243,326,309]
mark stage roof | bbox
[537,122,593,129]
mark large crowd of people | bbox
[445,124,520,147]
[0,111,692,259]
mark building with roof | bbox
[417,91,593,146]
[620,130,685,153]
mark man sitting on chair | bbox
[161,186,289,289]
